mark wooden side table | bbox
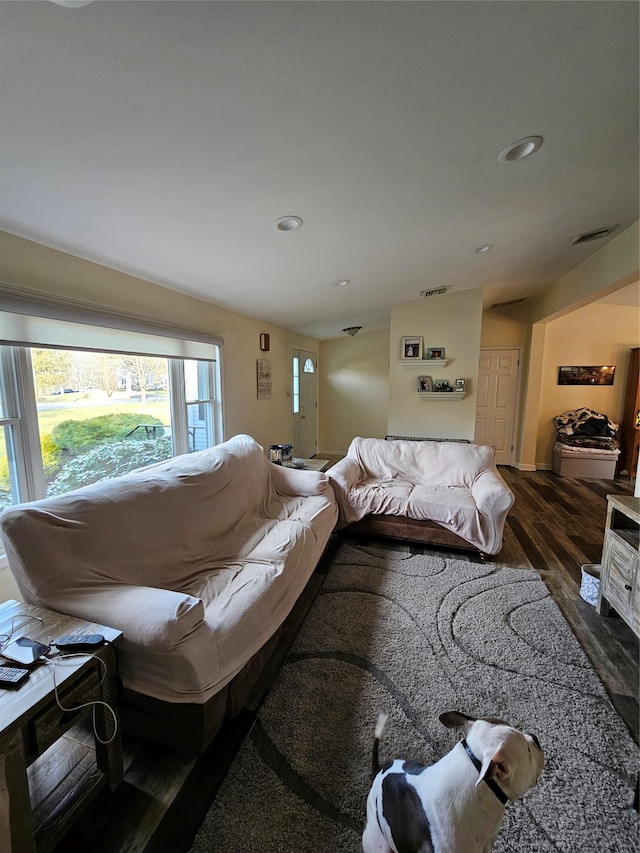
[597,496,640,639]
[0,600,123,853]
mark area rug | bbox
[191,542,640,852]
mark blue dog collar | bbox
[461,739,509,805]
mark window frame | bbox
[0,345,223,536]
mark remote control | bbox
[55,633,105,651]
[0,665,30,688]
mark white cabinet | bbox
[597,495,640,639]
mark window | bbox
[0,344,222,516]
[292,355,300,414]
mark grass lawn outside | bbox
[36,392,171,436]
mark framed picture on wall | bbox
[402,336,423,360]
[418,375,433,391]
[557,365,615,385]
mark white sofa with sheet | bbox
[0,434,338,752]
[328,436,514,555]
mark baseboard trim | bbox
[515,463,537,471]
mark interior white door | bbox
[475,348,519,465]
[292,349,317,458]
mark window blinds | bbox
[0,288,223,360]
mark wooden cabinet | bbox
[597,495,640,639]
[618,347,639,478]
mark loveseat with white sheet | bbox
[327,436,514,555]
[0,434,338,752]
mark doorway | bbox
[475,348,520,466]
[292,349,317,458]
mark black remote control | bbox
[55,633,105,651]
[0,665,30,688]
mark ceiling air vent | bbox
[420,287,448,297]
[490,298,527,309]
[570,226,617,245]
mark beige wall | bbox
[535,302,639,467]
[0,232,318,453]
[388,289,483,440]
[318,330,389,454]
[530,222,640,323]
[520,222,640,468]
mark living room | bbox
[0,2,639,851]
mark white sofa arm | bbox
[270,463,331,497]
[327,456,362,492]
[472,468,515,517]
[45,584,205,651]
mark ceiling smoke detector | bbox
[570,226,617,245]
[342,326,362,336]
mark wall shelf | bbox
[418,391,464,400]
[402,359,448,368]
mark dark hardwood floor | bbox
[49,467,638,853]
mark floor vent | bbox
[490,297,527,308]
[571,226,617,245]
[420,287,448,297]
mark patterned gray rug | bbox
[191,542,639,852]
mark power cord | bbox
[39,653,119,745]
[0,614,44,652]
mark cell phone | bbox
[2,636,50,667]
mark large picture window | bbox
[0,345,222,516]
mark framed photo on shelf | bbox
[418,375,433,392]
[401,336,423,360]
[454,378,466,392]
[426,347,445,360]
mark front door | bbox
[475,348,520,465]
[292,349,317,458]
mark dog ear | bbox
[477,748,510,787]
[439,711,476,729]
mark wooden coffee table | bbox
[0,599,123,853]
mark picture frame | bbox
[426,347,445,360]
[401,336,423,360]
[454,378,466,392]
[257,359,272,399]
[259,333,270,352]
[418,375,433,392]
[557,365,615,386]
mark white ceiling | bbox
[1,1,638,340]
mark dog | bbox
[362,710,544,853]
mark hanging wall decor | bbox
[257,359,272,399]
[558,365,615,386]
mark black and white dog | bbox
[363,711,544,853]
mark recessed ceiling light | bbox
[273,215,303,232]
[49,1,94,6]
[498,135,543,164]
[469,244,494,254]
[332,279,350,287]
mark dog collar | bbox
[461,739,509,805]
